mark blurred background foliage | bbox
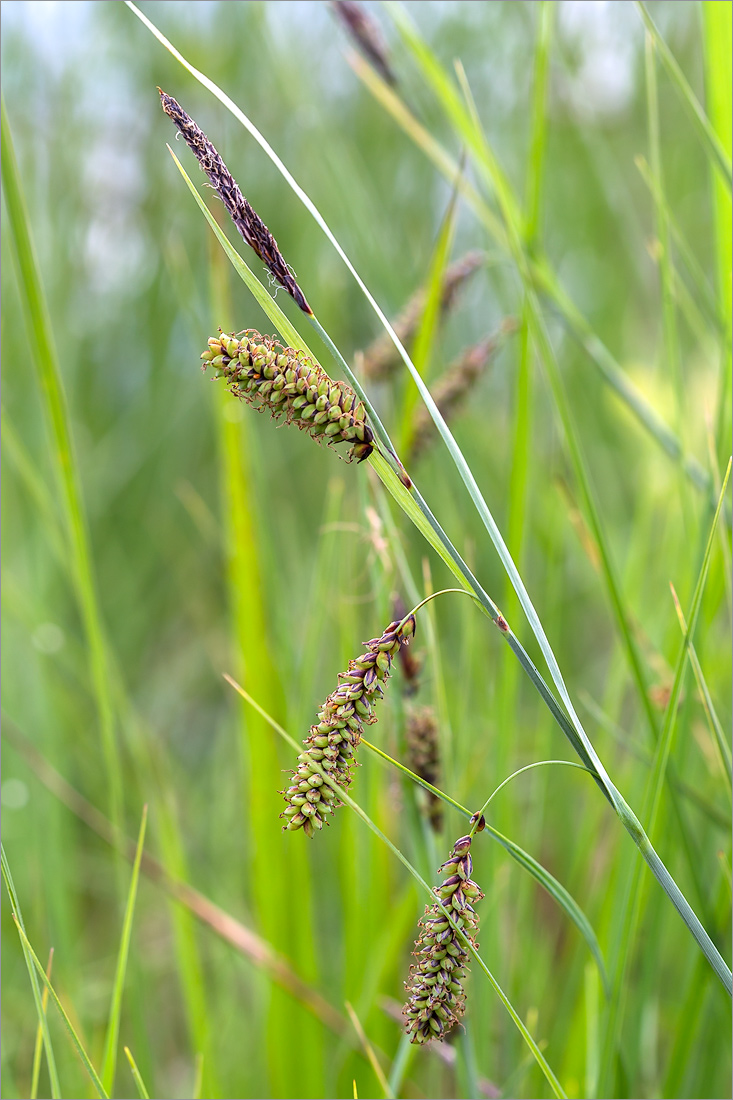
[1,2,731,1098]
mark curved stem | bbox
[478,760,594,816]
[403,587,482,623]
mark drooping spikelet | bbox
[159,89,312,315]
[361,252,484,381]
[403,835,483,1044]
[405,707,442,833]
[392,595,423,695]
[281,614,417,837]
[202,330,376,463]
[407,319,518,462]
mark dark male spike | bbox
[159,88,312,315]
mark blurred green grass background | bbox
[2,2,731,1098]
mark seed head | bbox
[202,330,376,463]
[403,835,484,1044]
[361,252,484,382]
[330,1,396,88]
[281,614,417,837]
[159,89,312,315]
[392,594,423,694]
[408,319,517,462]
[405,707,442,832]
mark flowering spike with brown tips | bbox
[159,89,312,315]
[281,614,417,837]
[202,330,375,463]
[403,835,483,1044]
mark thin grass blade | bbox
[399,177,459,452]
[101,806,148,1094]
[30,948,54,1100]
[635,1,732,189]
[1,97,123,836]
[599,459,733,1092]
[670,583,732,787]
[9,914,108,1097]
[123,1048,150,1100]
[1,849,61,1099]
[345,1002,393,1100]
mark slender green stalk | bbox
[670,583,732,787]
[101,807,148,1094]
[4,900,109,1099]
[386,1033,414,1099]
[30,948,54,1100]
[124,1048,151,1100]
[635,1,732,189]
[635,154,724,333]
[598,461,732,1093]
[1,98,124,838]
[1,849,60,1100]
[500,2,552,830]
[345,1002,393,1100]
[398,181,458,453]
[644,31,684,434]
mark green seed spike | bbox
[403,835,484,1045]
[280,615,417,836]
[202,330,377,464]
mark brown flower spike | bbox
[159,89,312,315]
[403,835,483,1044]
[405,707,443,832]
[362,252,483,381]
[281,614,417,837]
[201,330,375,463]
[407,321,517,462]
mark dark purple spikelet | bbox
[281,614,417,837]
[403,835,484,1044]
[159,88,312,315]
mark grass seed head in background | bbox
[159,88,312,314]
[202,330,376,462]
[281,614,417,836]
[408,319,518,462]
[403,835,483,1044]
[330,0,397,88]
[361,251,484,380]
[405,706,443,832]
